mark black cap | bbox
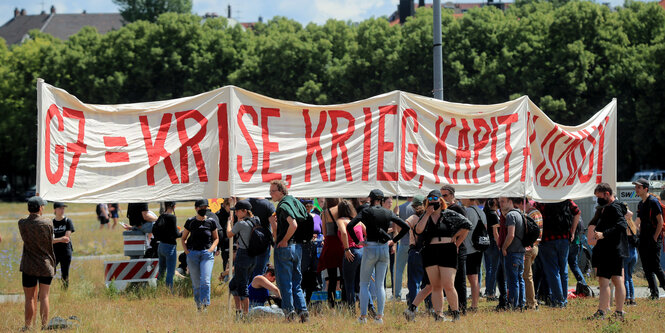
[53,202,67,209]
[27,196,47,210]
[234,200,252,211]
[369,189,384,201]
[427,190,442,200]
[632,178,649,188]
[194,199,209,207]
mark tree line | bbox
[0,0,663,191]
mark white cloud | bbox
[312,0,392,23]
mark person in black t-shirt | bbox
[249,197,276,278]
[52,202,74,289]
[347,189,409,324]
[440,184,468,314]
[180,199,219,310]
[586,183,628,320]
[632,178,665,299]
[155,201,181,289]
[126,202,157,234]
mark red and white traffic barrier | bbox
[104,258,159,291]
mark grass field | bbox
[1,202,663,332]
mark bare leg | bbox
[467,274,479,308]
[441,267,458,311]
[611,275,625,313]
[426,266,443,315]
[598,277,611,311]
[38,283,50,328]
[233,295,241,310]
[241,298,250,313]
[23,286,37,328]
[412,284,432,307]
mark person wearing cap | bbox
[268,179,310,323]
[347,189,410,324]
[439,184,469,314]
[19,196,56,330]
[52,202,74,289]
[415,189,471,321]
[225,198,260,319]
[180,199,219,311]
[632,177,665,299]
[154,201,181,289]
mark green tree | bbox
[113,0,192,23]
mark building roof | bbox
[660,0,665,10]
[0,12,123,46]
[388,2,512,26]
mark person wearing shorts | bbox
[19,196,56,330]
[587,183,629,320]
[415,190,471,322]
[108,203,120,229]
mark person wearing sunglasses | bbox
[415,190,471,321]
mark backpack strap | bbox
[236,218,254,249]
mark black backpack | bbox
[514,209,540,248]
[292,213,315,244]
[239,218,271,257]
[469,207,490,252]
[542,201,573,236]
[152,215,164,241]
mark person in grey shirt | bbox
[226,199,259,319]
[394,197,415,299]
[462,198,487,311]
[499,197,526,310]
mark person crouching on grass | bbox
[180,199,219,311]
[415,190,471,322]
[226,198,259,320]
[19,196,56,331]
[587,183,629,320]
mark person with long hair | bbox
[347,189,409,324]
[624,206,638,306]
[336,199,363,309]
[415,190,471,321]
[180,199,219,311]
[155,201,181,289]
[317,198,344,308]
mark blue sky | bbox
[0,0,644,28]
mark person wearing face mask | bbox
[440,185,468,314]
[586,183,628,320]
[415,190,471,322]
[180,199,219,311]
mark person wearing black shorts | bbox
[587,183,629,320]
[52,202,74,289]
[19,196,56,330]
[415,190,471,322]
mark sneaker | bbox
[300,311,309,323]
[403,308,416,322]
[235,310,243,322]
[358,317,368,324]
[451,310,460,322]
[586,309,605,320]
[629,299,637,306]
[286,311,297,322]
[495,304,508,312]
[649,293,659,300]
[467,307,478,313]
[612,311,625,322]
[374,318,384,324]
[368,305,378,320]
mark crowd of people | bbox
[15,177,665,329]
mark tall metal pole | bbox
[433,0,444,100]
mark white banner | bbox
[36,80,616,202]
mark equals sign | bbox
[104,136,129,163]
